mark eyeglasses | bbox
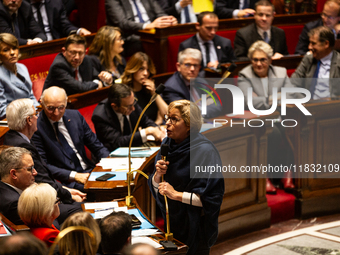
[55,197,61,204]
[121,98,138,110]
[321,13,338,21]
[251,58,268,64]
[67,50,85,57]
[164,114,182,125]
[183,63,200,69]
[15,165,35,172]
[46,105,66,112]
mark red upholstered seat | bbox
[277,24,304,55]
[19,53,58,101]
[167,34,193,72]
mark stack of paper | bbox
[109,147,159,157]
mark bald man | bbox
[31,86,110,191]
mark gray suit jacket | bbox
[238,64,292,110]
[291,50,340,98]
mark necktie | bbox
[204,42,210,66]
[123,115,131,135]
[310,60,321,99]
[53,122,83,171]
[11,13,20,39]
[32,2,45,34]
[184,6,190,23]
[263,31,269,43]
[74,69,79,80]
[131,0,144,23]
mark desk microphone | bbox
[217,62,237,84]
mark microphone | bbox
[161,144,169,162]
[217,63,237,84]
[150,83,165,103]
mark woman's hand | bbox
[98,71,113,85]
[154,159,169,183]
[159,182,182,201]
[143,79,156,95]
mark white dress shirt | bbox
[196,33,218,66]
[128,0,151,29]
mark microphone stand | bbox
[125,84,165,207]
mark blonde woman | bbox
[18,183,60,247]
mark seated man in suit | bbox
[233,0,288,61]
[178,11,235,70]
[156,0,197,24]
[4,98,84,223]
[43,34,111,96]
[31,86,110,191]
[295,0,340,55]
[0,0,46,45]
[0,147,37,225]
[27,0,91,41]
[92,83,165,152]
[105,0,177,56]
[291,26,340,99]
[215,0,259,19]
[162,48,222,118]
[99,212,132,255]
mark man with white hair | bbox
[4,98,84,224]
[162,48,222,118]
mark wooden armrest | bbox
[0,213,30,232]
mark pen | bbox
[131,147,151,151]
[95,207,116,212]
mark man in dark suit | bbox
[0,0,46,45]
[92,84,164,152]
[26,0,90,41]
[163,48,222,118]
[32,86,110,191]
[295,0,340,55]
[4,98,84,224]
[156,0,197,24]
[291,26,340,99]
[0,147,37,225]
[178,11,235,69]
[105,0,177,56]
[233,0,288,61]
[43,34,111,96]
[215,0,259,19]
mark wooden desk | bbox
[284,98,340,218]
[84,151,158,220]
[83,199,188,255]
[0,213,29,232]
[0,126,9,145]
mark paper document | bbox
[98,157,146,171]
[110,147,159,157]
[84,201,119,210]
[131,236,162,248]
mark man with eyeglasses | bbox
[4,98,84,225]
[43,34,113,95]
[178,11,235,70]
[0,147,38,225]
[31,86,110,191]
[92,83,164,152]
[233,0,288,61]
[163,48,222,118]
[295,0,340,55]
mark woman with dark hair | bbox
[148,100,224,255]
[121,52,167,125]
[0,33,39,118]
[88,26,126,85]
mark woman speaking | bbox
[148,100,224,255]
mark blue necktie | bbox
[310,60,321,99]
[123,115,131,136]
[263,31,269,43]
[131,0,144,23]
[184,6,190,23]
[53,122,83,171]
[204,42,210,66]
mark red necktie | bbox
[74,69,79,81]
